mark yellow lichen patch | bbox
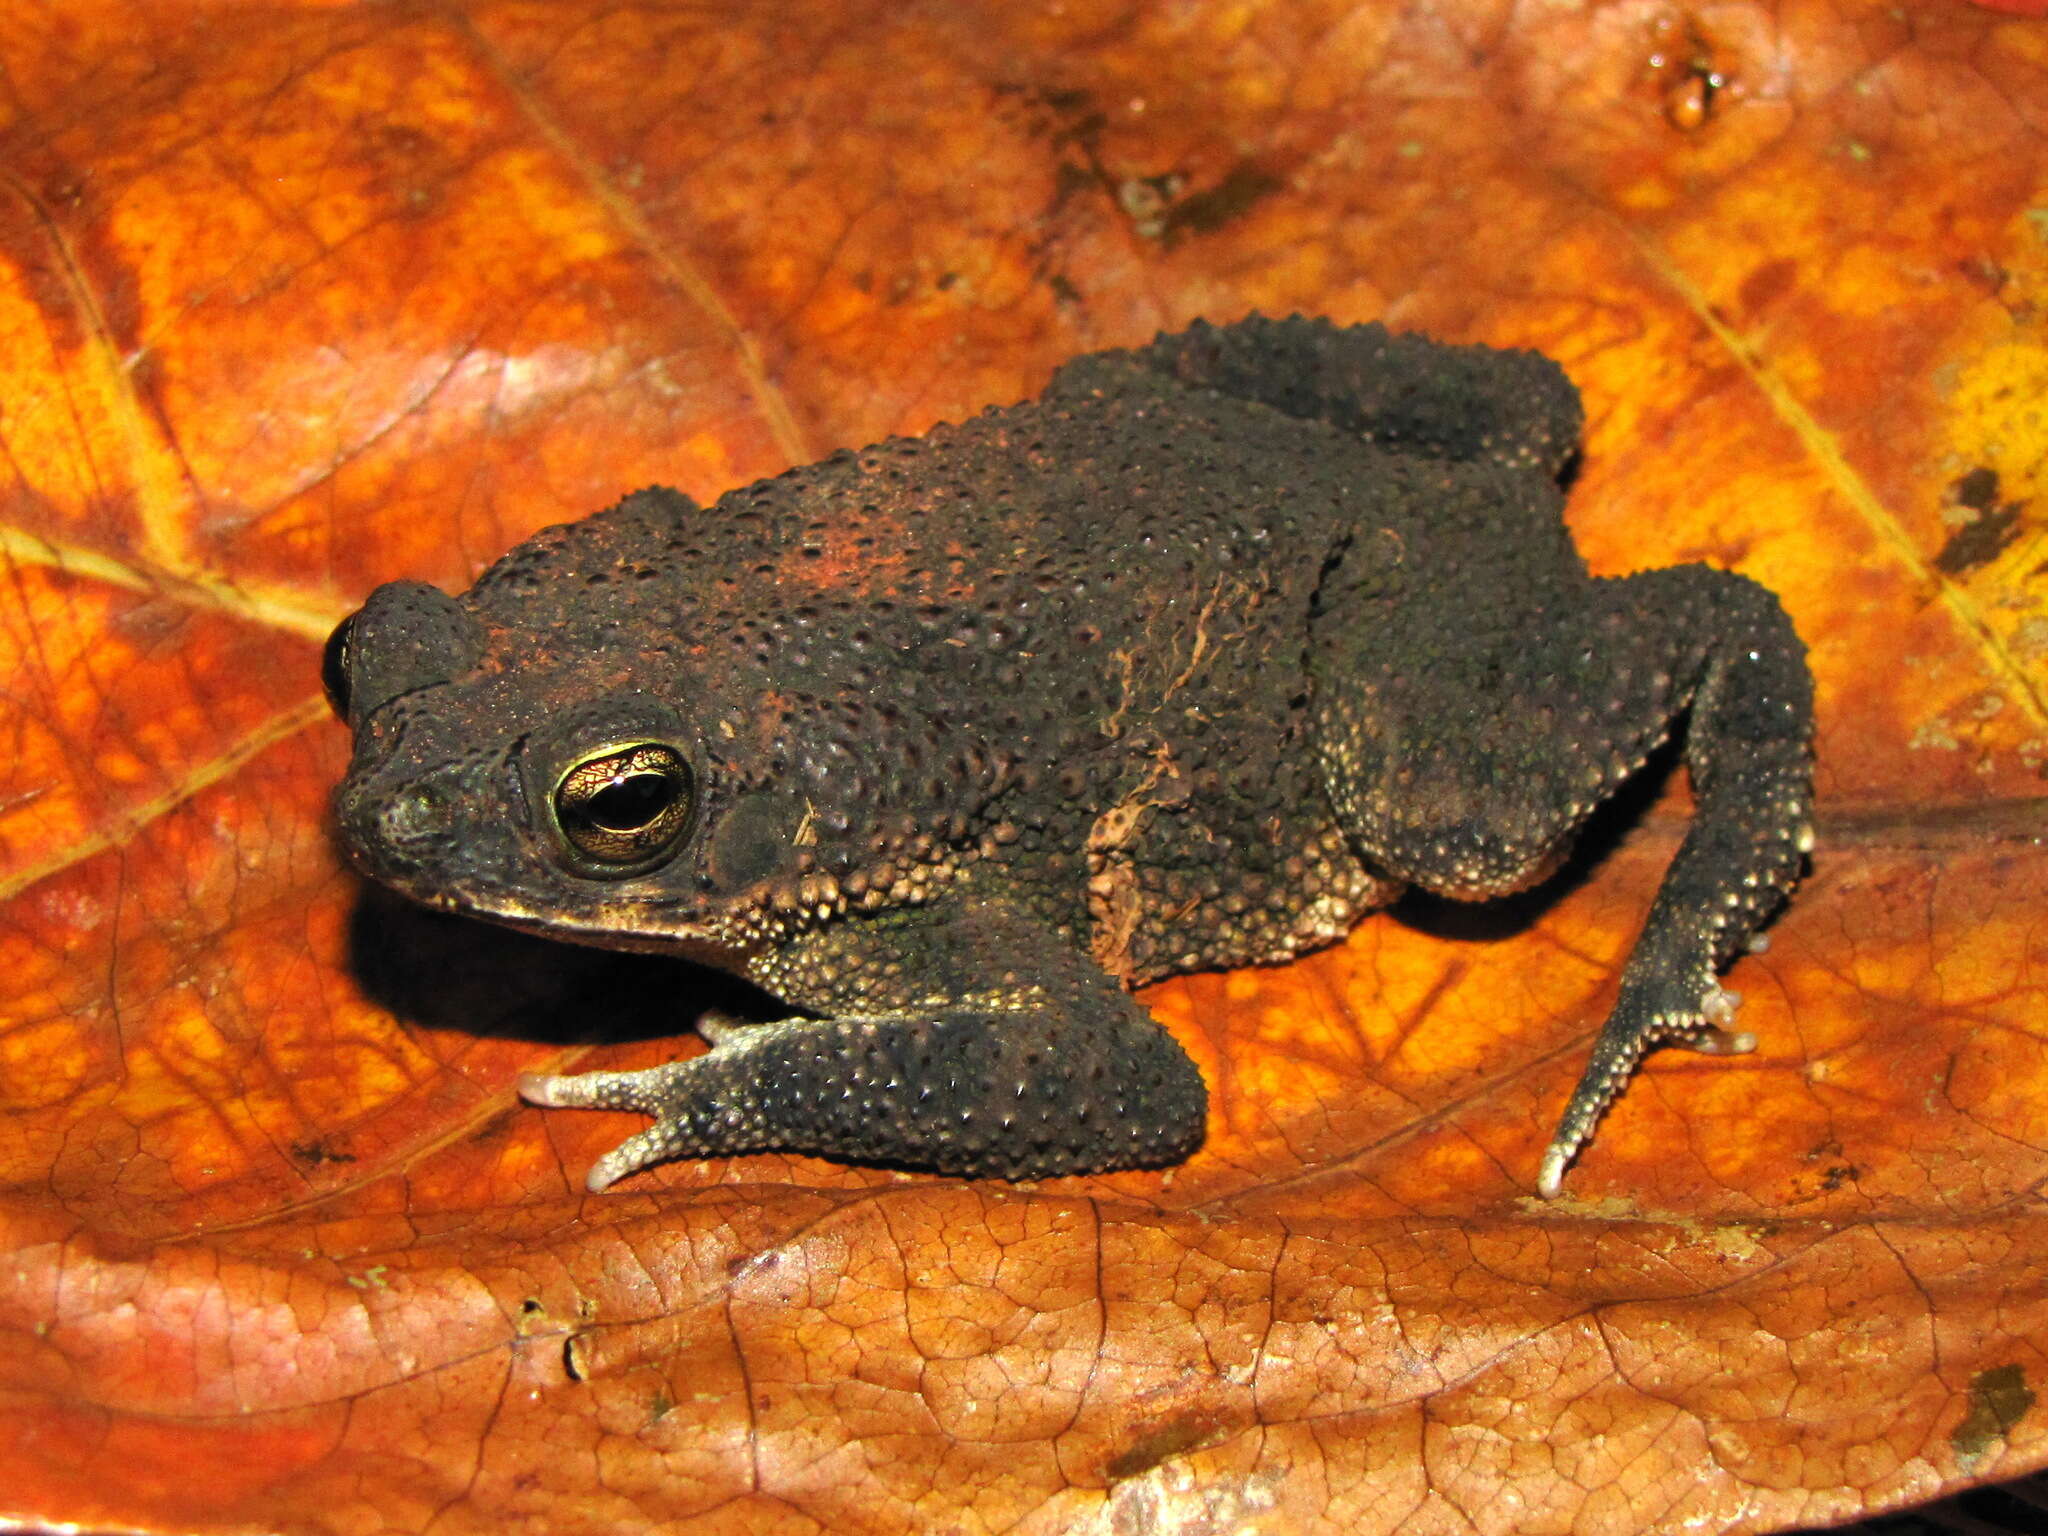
[1925,204,2048,749]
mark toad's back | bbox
[472,346,1516,979]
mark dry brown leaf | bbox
[1,2,2045,1533]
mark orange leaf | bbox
[2,3,2044,1533]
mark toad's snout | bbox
[333,751,519,894]
[338,779,455,869]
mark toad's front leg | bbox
[518,901,1207,1187]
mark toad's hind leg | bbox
[1050,312,1584,477]
[1312,562,1814,1197]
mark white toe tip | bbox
[517,1072,567,1107]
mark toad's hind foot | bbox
[1529,570,1811,1197]
[1535,983,1759,1200]
[1312,545,1812,1198]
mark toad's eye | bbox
[321,613,358,721]
[552,743,695,874]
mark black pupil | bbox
[583,771,675,832]
[321,614,356,720]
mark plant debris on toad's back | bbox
[325,316,1814,1197]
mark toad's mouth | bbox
[374,868,751,966]
[465,896,752,964]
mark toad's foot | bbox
[517,930,1206,1189]
[1535,980,1758,1200]
[1315,555,1810,1197]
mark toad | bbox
[324,315,1814,1197]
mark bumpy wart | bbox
[327,315,1815,1195]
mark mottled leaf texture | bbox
[0,3,2044,1534]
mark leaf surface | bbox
[1,3,2045,1532]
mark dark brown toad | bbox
[324,315,1814,1197]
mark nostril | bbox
[335,778,452,869]
[382,784,450,843]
